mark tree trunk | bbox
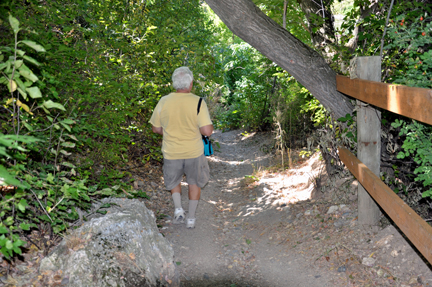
[204,0,354,120]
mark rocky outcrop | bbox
[40,198,178,287]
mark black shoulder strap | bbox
[197,97,203,115]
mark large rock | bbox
[40,198,178,286]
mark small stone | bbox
[390,250,398,257]
[376,269,384,277]
[337,265,346,272]
[296,213,303,218]
[203,273,210,280]
[304,210,312,216]
[60,278,70,286]
[418,276,425,284]
[228,265,233,269]
[327,205,339,214]
[362,257,376,267]
[133,181,144,189]
[339,204,349,211]
[407,276,418,285]
[334,219,346,228]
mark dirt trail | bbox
[163,130,330,286]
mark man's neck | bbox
[176,89,191,93]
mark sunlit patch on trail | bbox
[231,152,325,220]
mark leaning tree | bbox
[204,0,354,120]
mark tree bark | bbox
[204,0,354,120]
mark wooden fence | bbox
[335,59,432,264]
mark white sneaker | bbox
[173,208,185,224]
[186,218,196,229]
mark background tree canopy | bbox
[1,0,432,259]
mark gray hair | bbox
[172,66,193,90]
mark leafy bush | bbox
[384,14,432,88]
[0,15,150,260]
[391,119,432,199]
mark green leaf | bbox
[9,15,20,34]
[43,100,66,111]
[61,162,76,168]
[19,223,30,231]
[0,165,27,189]
[38,214,51,222]
[14,60,23,69]
[61,142,76,148]
[5,240,13,250]
[60,122,71,132]
[0,226,9,234]
[246,239,251,245]
[26,86,42,98]
[23,121,33,131]
[61,119,75,125]
[66,134,78,141]
[17,198,29,212]
[13,246,22,255]
[19,40,46,53]
[18,64,39,82]
[23,55,41,66]
[59,150,72,156]
[46,173,54,183]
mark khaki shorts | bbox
[163,154,210,190]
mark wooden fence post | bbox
[350,56,382,226]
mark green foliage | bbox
[211,40,316,149]
[384,13,432,88]
[337,113,357,143]
[0,12,155,260]
[253,0,311,44]
[300,96,328,127]
[391,119,432,199]
[0,0,223,260]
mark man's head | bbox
[172,66,193,91]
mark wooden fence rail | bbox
[338,147,432,264]
[336,75,432,126]
[336,73,432,264]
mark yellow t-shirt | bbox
[149,93,213,160]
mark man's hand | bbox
[200,124,213,137]
[152,126,163,135]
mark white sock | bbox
[188,200,199,219]
[172,193,182,209]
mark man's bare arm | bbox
[152,126,163,135]
[199,124,213,137]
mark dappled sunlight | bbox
[208,129,326,225]
[229,152,325,221]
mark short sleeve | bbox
[149,101,162,127]
[197,99,212,127]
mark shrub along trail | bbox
[160,130,331,286]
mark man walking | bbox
[150,67,213,228]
